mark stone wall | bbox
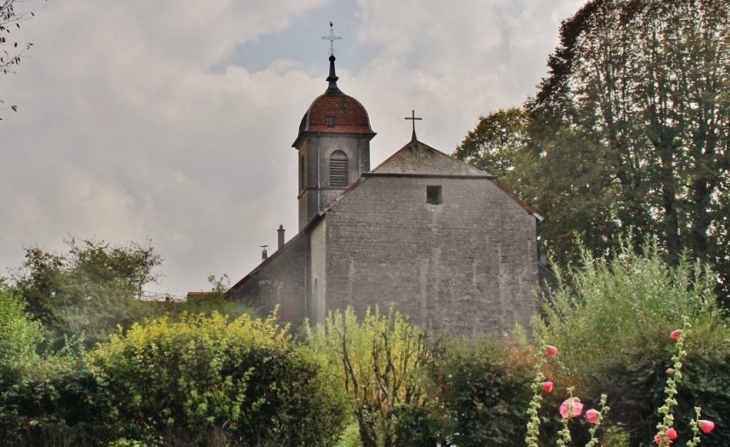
[323,174,538,336]
[310,220,327,325]
[227,234,307,323]
[297,134,372,230]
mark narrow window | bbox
[426,185,442,204]
[330,151,348,187]
[299,156,305,191]
[326,116,335,127]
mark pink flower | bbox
[542,381,554,393]
[667,427,678,440]
[666,368,675,375]
[586,408,600,424]
[546,345,558,357]
[699,420,715,434]
[654,434,672,445]
[670,330,681,341]
[559,397,584,418]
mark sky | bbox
[1,0,585,297]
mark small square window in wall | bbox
[326,116,335,127]
[426,185,442,205]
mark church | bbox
[227,49,543,336]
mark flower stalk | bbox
[654,318,690,445]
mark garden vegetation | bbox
[0,237,727,446]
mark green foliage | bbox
[533,0,730,304]
[89,312,345,446]
[0,360,114,446]
[535,238,730,446]
[0,285,42,373]
[454,107,530,177]
[160,274,254,322]
[10,238,163,350]
[456,0,730,306]
[429,337,536,446]
[306,307,432,447]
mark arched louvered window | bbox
[330,150,348,187]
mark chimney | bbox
[277,225,285,250]
[261,245,268,261]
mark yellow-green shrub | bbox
[89,312,345,446]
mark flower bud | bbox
[699,420,715,434]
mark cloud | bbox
[1,0,583,295]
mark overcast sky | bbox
[1,0,584,296]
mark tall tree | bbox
[9,238,163,350]
[457,0,730,304]
[549,0,730,300]
[454,108,530,177]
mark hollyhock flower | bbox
[546,345,558,356]
[670,330,681,340]
[586,408,600,424]
[699,420,715,434]
[667,427,678,440]
[654,434,672,445]
[542,381,554,393]
[559,397,584,418]
[665,368,675,375]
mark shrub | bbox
[0,286,42,375]
[305,307,432,447]
[429,337,536,446]
[535,238,729,445]
[88,312,345,446]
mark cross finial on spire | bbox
[405,110,423,142]
[323,22,342,92]
[322,22,341,57]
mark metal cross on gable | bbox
[322,22,342,56]
[405,110,422,142]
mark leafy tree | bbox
[306,307,433,447]
[1,0,35,116]
[535,237,730,446]
[456,0,730,305]
[454,108,530,177]
[9,238,163,350]
[531,0,730,302]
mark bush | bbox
[0,286,42,375]
[88,312,345,446]
[427,336,537,447]
[535,238,729,445]
[305,307,433,447]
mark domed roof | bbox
[298,91,373,134]
[293,55,375,146]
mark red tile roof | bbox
[297,91,374,136]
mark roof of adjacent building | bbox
[324,139,543,221]
[370,139,494,177]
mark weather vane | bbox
[322,21,342,56]
[405,110,423,141]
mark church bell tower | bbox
[292,26,376,231]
